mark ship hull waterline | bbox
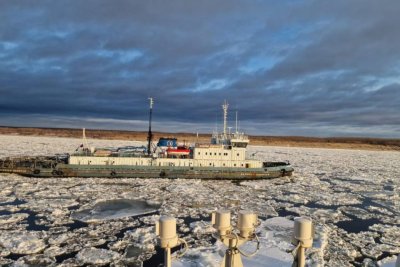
[1,164,294,180]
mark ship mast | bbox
[222,100,229,138]
[82,128,89,148]
[147,97,154,156]
[235,111,238,134]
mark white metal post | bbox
[297,247,305,267]
[292,217,313,267]
[156,216,188,267]
[164,247,171,267]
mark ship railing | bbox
[211,132,249,144]
[195,143,224,148]
[71,152,93,156]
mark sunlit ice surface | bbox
[0,135,399,266]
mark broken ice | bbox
[0,135,398,266]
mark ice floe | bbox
[71,199,160,223]
[76,247,120,265]
[0,231,47,254]
[0,135,399,265]
[0,213,29,225]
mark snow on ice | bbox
[0,135,399,266]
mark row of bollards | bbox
[155,210,314,267]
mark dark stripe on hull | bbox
[6,165,294,180]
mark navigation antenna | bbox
[222,100,229,138]
[235,111,238,134]
[147,97,154,156]
[82,128,89,148]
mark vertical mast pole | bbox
[235,111,238,134]
[147,97,154,156]
[83,128,87,147]
[222,100,229,138]
[82,128,89,154]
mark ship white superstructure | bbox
[69,102,263,169]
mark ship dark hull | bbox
[0,163,293,180]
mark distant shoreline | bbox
[0,126,399,151]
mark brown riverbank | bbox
[0,126,399,151]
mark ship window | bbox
[223,163,225,166]
[233,142,247,148]
[214,153,217,156]
[205,152,208,155]
[209,163,212,166]
[237,153,240,156]
[198,152,200,155]
[219,153,221,156]
[234,164,237,167]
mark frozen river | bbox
[0,135,399,266]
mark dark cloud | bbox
[0,0,399,137]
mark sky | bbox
[0,0,399,138]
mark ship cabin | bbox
[189,131,261,168]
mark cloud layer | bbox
[1,0,399,137]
